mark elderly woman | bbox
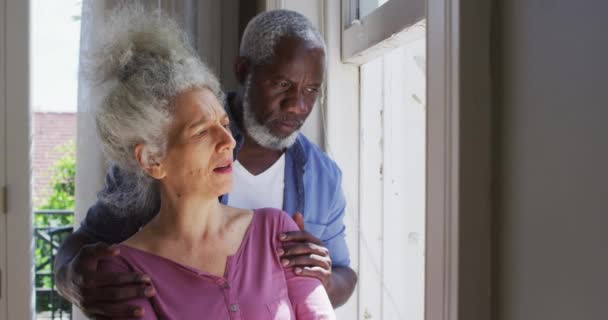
[92,5,334,320]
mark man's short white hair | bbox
[239,9,326,66]
[88,3,222,215]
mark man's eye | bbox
[278,81,291,88]
[306,87,320,93]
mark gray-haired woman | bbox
[90,4,334,320]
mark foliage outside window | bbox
[34,141,75,315]
[35,141,75,226]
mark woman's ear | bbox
[234,56,251,85]
[134,144,166,179]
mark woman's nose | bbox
[216,124,236,152]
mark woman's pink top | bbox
[98,208,335,319]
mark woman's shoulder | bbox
[254,207,285,217]
[253,208,299,232]
[253,207,287,223]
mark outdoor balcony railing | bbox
[34,210,73,320]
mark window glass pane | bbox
[358,0,389,19]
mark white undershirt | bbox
[228,154,285,210]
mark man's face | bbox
[243,37,325,146]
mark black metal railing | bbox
[34,210,74,320]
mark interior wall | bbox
[493,1,608,319]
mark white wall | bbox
[494,1,608,319]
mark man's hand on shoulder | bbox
[56,242,154,319]
[278,212,333,287]
[278,212,358,307]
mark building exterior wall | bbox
[32,112,76,206]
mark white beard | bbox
[242,75,299,150]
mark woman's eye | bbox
[195,130,208,137]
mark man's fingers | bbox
[281,253,331,271]
[281,243,329,258]
[76,243,119,269]
[293,212,305,230]
[84,283,156,303]
[294,266,330,279]
[280,230,323,245]
[85,271,151,288]
[82,302,145,319]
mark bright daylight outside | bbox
[31,1,81,318]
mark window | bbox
[358,0,390,19]
[342,0,425,64]
[271,3,428,318]
[358,34,426,319]
[339,0,426,319]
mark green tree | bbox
[36,141,75,227]
[34,141,76,298]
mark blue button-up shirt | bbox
[81,93,351,267]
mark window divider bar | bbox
[342,0,424,65]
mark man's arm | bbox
[54,166,156,318]
[54,230,154,318]
[325,266,357,308]
[54,230,95,276]
[278,212,336,318]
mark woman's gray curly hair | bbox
[89,3,222,215]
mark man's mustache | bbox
[266,117,305,127]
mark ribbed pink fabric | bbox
[98,208,335,319]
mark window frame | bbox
[425,0,493,319]
[338,0,493,319]
[0,0,6,316]
[3,0,33,319]
[265,1,494,319]
[342,0,425,64]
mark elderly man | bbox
[55,9,357,319]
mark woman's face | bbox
[158,87,235,200]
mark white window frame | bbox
[2,0,33,319]
[426,0,493,319]
[342,0,425,65]
[340,0,494,319]
[252,1,494,319]
[342,1,429,319]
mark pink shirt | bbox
[98,208,335,319]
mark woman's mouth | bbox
[213,161,233,174]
